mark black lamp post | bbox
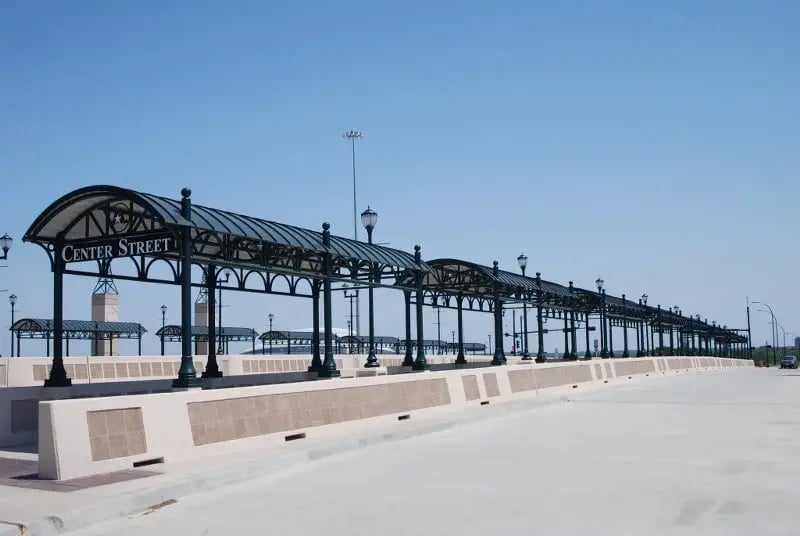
[343,284,358,354]
[518,253,531,360]
[361,206,379,367]
[268,313,274,355]
[0,234,12,260]
[535,272,545,362]
[451,329,456,354]
[9,294,17,357]
[641,294,650,355]
[596,278,608,358]
[160,304,167,356]
[216,270,231,355]
[621,294,629,357]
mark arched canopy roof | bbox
[400,258,577,307]
[155,325,257,341]
[24,185,426,276]
[11,318,146,339]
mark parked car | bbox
[780,355,798,369]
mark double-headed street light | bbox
[517,253,530,360]
[752,301,777,365]
[0,234,12,260]
[361,206,379,367]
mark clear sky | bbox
[1,1,798,356]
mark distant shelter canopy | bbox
[9,318,147,357]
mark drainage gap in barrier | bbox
[604,380,608,384]
[480,401,490,406]
[133,457,164,468]
[397,414,411,421]
[572,385,578,389]
[628,376,632,379]
[285,432,306,442]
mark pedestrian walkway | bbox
[3,367,789,536]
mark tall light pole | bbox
[160,304,167,356]
[518,253,530,359]
[343,284,358,353]
[268,313,274,355]
[753,301,777,366]
[343,129,364,338]
[217,271,230,355]
[9,294,17,357]
[361,206,379,367]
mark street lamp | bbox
[596,278,608,358]
[0,234,12,260]
[9,294,17,357]
[160,304,167,356]
[343,284,358,353]
[641,294,649,356]
[451,329,456,354]
[343,129,364,339]
[217,270,231,355]
[361,206,379,367]
[518,253,530,360]
[268,313,274,355]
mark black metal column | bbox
[203,265,221,378]
[402,290,413,367]
[45,248,71,387]
[319,223,341,378]
[669,326,675,355]
[584,313,592,359]
[562,314,569,359]
[535,272,545,363]
[455,295,466,364]
[608,316,615,358]
[600,290,609,358]
[413,245,428,370]
[173,188,201,389]
[622,294,629,358]
[308,281,322,372]
[570,311,577,360]
[491,261,506,366]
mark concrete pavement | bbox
[57,367,797,536]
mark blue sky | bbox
[1,1,798,356]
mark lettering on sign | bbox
[60,234,177,263]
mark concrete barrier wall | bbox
[0,354,496,387]
[38,356,752,480]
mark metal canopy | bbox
[23,185,427,292]
[402,258,577,311]
[10,318,146,339]
[156,325,257,342]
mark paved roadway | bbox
[68,368,800,536]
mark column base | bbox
[172,377,202,389]
[201,370,223,379]
[364,352,380,368]
[317,368,342,378]
[44,377,72,388]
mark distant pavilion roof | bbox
[10,318,146,339]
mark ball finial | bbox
[414,245,420,252]
[181,187,191,199]
[322,222,330,231]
